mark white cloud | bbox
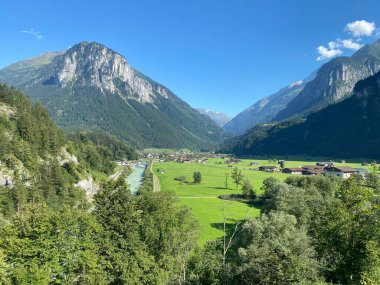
[316,45,343,61]
[328,41,340,49]
[21,28,43,40]
[340,39,363,51]
[345,20,376,37]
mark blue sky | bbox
[1,0,380,117]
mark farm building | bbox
[302,168,325,175]
[282,168,303,175]
[324,166,355,179]
[302,165,324,175]
[259,166,277,173]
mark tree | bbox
[0,204,106,284]
[94,178,199,284]
[193,171,202,184]
[313,177,380,284]
[241,179,255,199]
[235,212,321,284]
[366,165,380,194]
[231,167,244,189]
[224,172,229,189]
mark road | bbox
[150,162,161,192]
[109,167,124,181]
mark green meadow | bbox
[153,158,376,245]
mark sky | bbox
[1,0,380,117]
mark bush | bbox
[174,176,187,182]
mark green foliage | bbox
[0,85,63,169]
[0,204,106,284]
[193,171,202,183]
[241,179,255,199]
[313,177,380,284]
[93,178,199,284]
[186,173,380,284]
[231,167,244,189]
[174,176,187,182]
[235,212,320,285]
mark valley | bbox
[152,156,378,244]
[1,5,380,283]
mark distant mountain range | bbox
[220,69,380,159]
[223,72,316,135]
[197,108,231,127]
[225,39,380,135]
[0,41,226,149]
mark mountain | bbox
[223,71,316,135]
[274,40,380,121]
[0,41,225,150]
[197,108,231,127]
[220,70,380,159]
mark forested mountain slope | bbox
[0,41,226,149]
[221,70,380,159]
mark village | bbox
[140,150,378,179]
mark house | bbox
[259,166,277,173]
[282,168,303,175]
[249,162,259,166]
[302,168,325,175]
[302,165,324,170]
[316,162,330,167]
[302,165,324,175]
[324,166,356,179]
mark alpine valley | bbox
[0,41,226,149]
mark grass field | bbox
[153,157,377,245]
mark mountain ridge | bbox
[0,41,226,149]
[223,71,316,135]
[220,69,380,159]
[274,39,380,121]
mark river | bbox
[126,161,146,194]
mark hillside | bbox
[0,42,226,150]
[0,84,137,197]
[220,70,380,159]
[274,40,380,121]
[223,71,315,135]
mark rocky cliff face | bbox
[274,40,380,121]
[49,42,170,103]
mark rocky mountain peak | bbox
[52,41,168,103]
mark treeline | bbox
[0,85,137,178]
[69,132,138,175]
[0,178,198,284]
[0,85,63,171]
[186,175,380,284]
